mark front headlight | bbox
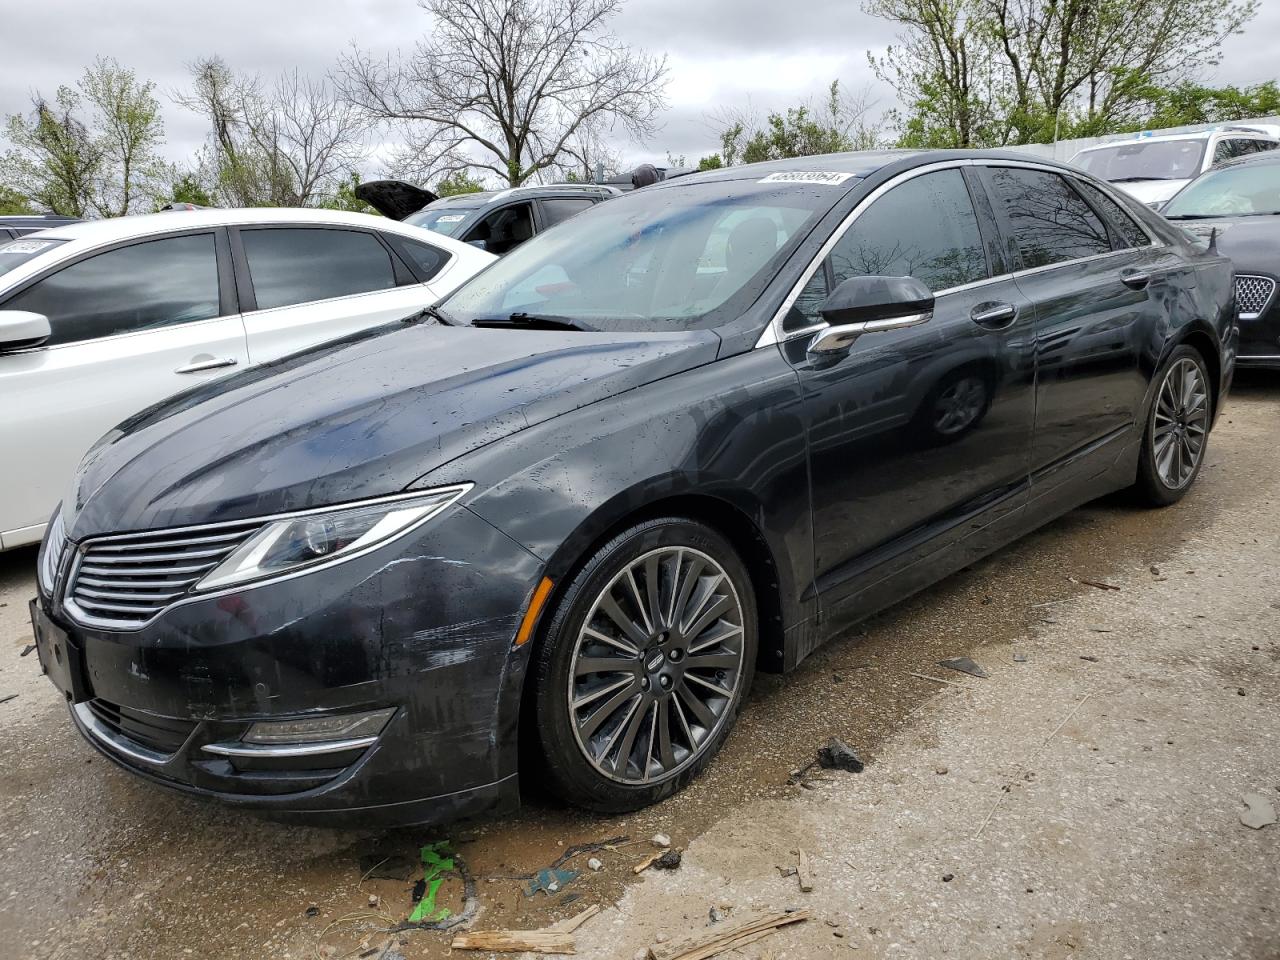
[195,485,471,592]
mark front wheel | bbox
[1135,345,1212,506]
[531,518,757,812]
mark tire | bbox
[1135,344,1212,506]
[531,517,757,812]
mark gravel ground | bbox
[0,374,1276,960]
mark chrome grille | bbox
[66,521,261,627]
[1236,275,1276,319]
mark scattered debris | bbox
[1091,628,1113,634]
[935,766,949,776]
[938,657,990,679]
[305,905,320,918]
[941,873,954,883]
[1238,688,1247,697]
[1149,565,1161,576]
[19,645,35,658]
[586,858,603,872]
[909,671,968,687]
[548,904,600,934]
[368,894,380,908]
[709,905,731,923]
[776,865,797,878]
[653,850,682,871]
[1241,793,1277,830]
[0,693,17,705]
[1080,655,1099,663]
[409,881,425,904]
[450,931,575,954]
[525,867,579,897]
[796,850,814,893]
[817,737,865,773]
[358,852,420,883]
[633,852,663,874]
[1012,652,1028,663]
[646,910,810,960]
[386,843,478,933]
[1072,577,1121,591]
[652,833,672,848]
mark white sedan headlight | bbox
[196,485,471,592]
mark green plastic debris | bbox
[407,842,455,923]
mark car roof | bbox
[1,207,493,290]
[1214,150,1280,170]
[427,183,619,209]
[0,214,79,227]
[1075,127,1279,153]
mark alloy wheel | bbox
[1153,357,1208,490]
[567,547,746,784]
[932,376,987,435]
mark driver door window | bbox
[464,202,535,255]
[786,169,988,330]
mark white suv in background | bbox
[0,208,493,550]
[1071,126,1280,207]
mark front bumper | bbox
[38,506,543,827]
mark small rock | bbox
[651,833,671,848]
[939,656,989,679]
[653,850,682,871]
[1241,793,1277,830]
[1080,655,1099,662]
[710,904,731,923]
[935,766,949,775]
[1238,688,1247,696]
[817,736,865,773]
[1013,652,1028,663]
[368,894,379,908]
[777,865,797,878]
[587,857,603,872]
[1149,565,1161,576]
[655,932,669,944]
[942,873,954,882]
[305,905,319,918]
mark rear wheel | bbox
[532,518,756,812]
[1135,345,1211,506]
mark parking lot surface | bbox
[1,375,1277,959]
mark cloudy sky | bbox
[2,0,1277,183]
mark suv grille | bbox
[86,698,196,755]
[1236,275,1276,318]
[66,521,260,626]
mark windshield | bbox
[1163,162,1280,218]
[441,179,838,332]
[0,237,68,278]
[404,207,475,236]
[1073,139,1206,181]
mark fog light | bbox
[242,708,394,745]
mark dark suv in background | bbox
[356,180,618,255]
[0,215,81,240]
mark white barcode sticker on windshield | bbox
[436,214,466,223]
[758,171,855,186]
[1,240,57,254]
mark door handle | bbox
[970,301,1017,328]
[1120,269,1151,289]
[175,357,239,374]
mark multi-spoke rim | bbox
[1153,357,1208,490]
[568,546,745,785]
[933,376,987,435]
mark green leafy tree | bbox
[866,0,1260,147]
[716,81,879,164]
[314,171,378,213]
[0,184,35,215]
[0,58,166,217]
[1136,80,1280,129]
[696,154,723,171]
[434,170,486,196]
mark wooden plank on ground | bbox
[549,904,600,934]
[450,930,576,953]
[797,849,814,892]
[647,910,809,960]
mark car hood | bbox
[354,180,439,220]
[1110,179,1188,206]
[65,321,720,538]
[1172,216,1280,268]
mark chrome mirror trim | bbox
[807,310,932,355]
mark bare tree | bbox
[337,0,668,187]
[175,57,369,207]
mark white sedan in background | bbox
[0,208,493,550]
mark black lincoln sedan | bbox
[31,150,1235,826]
[1162,149,1280,368]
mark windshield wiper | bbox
[1109,175,1178,182]
[1163,213,1215,220]
[401,304,455,326]
[472,312,595,332]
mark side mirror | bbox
[809,276,934,355]
[0,310,51,352]
[467,239,489,251]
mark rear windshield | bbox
[0,237,68,278]
[404,208,475,236]
[441,178,841,333]
[1073,140,1206,181]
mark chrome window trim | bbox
[756,157,1166,349]
[60,485,473,631]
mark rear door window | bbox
[539,198,596,228]
[986,167,1113,268]
[241,228,396,310]
[4,233,220,346]
[1073,181,1152,249]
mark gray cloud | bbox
[1,0,1276,184]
